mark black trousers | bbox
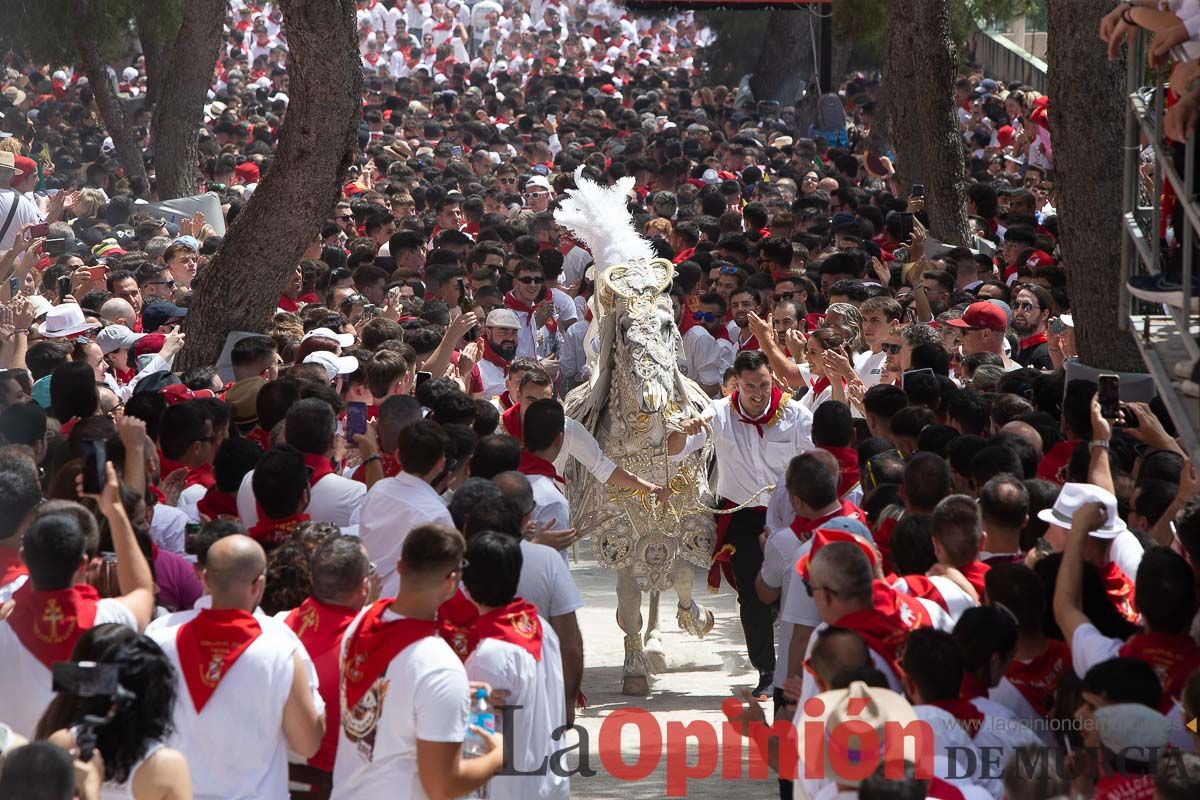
[773,688,794,800]
[726,506,776,677]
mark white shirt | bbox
[358,472,454,596]
[518,540,584,619]
[237,468,366,529]
[145,610,321,800]
[0,597,137,738]
[475,357,508,401]
[150,502,189,555]
[508,301,555,360]
[549,287,578,326]
[529,473,569,531]
[465,617,568,800]
[679,326,724,388]
[559,317,589,391]
[330,610,468,800]
[856,350,888,388]
[561,245,591,287]
[554,417,616,484]
[763,528,814,688]
[764,474,863,532]
[0,188,43,251]
[702,395,815,504]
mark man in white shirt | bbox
[684,349,815,697]
[146,535,326,800]
[237,399,365,528]
[359,420,455,596]
[462,532,569,800]
[671,291,723,396]
[472,308,521,401]
[857,295,903,388]
[0,152,44,251]
[331,523,503,800]
[504,260,558,359]
[0,477,155,737]
[159,401,218,524]
[514,398,571,536]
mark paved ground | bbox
[563,539,777,800]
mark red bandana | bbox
[496,390,514,411]
[1095,773,1155,800]
[1120,632,1200,703]
[278,294,302,312]
[176,608,263,712]
[729,386,785,438]
[518,451,567,492]
[504,291,557,335]
[1102,561,1139,624]
[835,607,909,678]
[159,453,188,480]
[501,402,523,442]
[960,671,990,701]
[8,583,100,668]
[480,337,512,370]
[247,513,310,547]
[1005,639,1070,719]
[183,463,216,491]
[350,452,402,483]
[438,587,480,661]
[246,427,271,452]
[822,446,862,499]
[303,454,334,487]
[196,488,239,521]
[872,580,934,631]
[789,501,868,541]
[928,699,985,739]
[736,332,760,353]
[341,599,438,709]
[60,418,79,437]
[809,376,831,398]
[710,325,732,343]
[958,561,991,599]
[1035,439,1080,484]
[473,598,543,661]
[1018,331,1048,351]
[285,595,359,769]
[0,546,28,587]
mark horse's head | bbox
[617,294,678,414]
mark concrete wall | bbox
[970,28,1048,93]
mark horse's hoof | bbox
[677,601,715,639]
[622,674,651,696]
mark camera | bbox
[52,662,135,762]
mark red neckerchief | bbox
[246,427,271,452]
[928,699,985,739]
[438,587,479,661]
[0,545,27,586]
[835,607,909,677]
[480,337,512,369]
[677,311,701,336]
[1018,331,1048,351]
[983,551,1027,566]
[504,290,557,335]
[115,367,136,385]
[1005,639,1070,719]
[59,417,79,436]
[960,671,990,701]
[873,515,900,574]
[278,294,301,312]
[1102,561,1139,624]
[196,488,239,520]
[350,452,402,483]
[1120,632,1200,703]
[789,501,867,540]
[1035,439,1080,484]
[736,331,759,353]
[298,292,319,305]
[729,386,784,437]
[872,579,934,630]
[496,390,514,410]
[501,403,523,442]
[672,246,695,264]
[176,608,263,712]
[822,446,861,499]
[302,453,334,487]
[183,463,216,490]
[8,583,100,668]
[1095,772,1155,800]
[926,778,966,800]
[159,452,187,480]
[810,375,831,397]
[473,598,543,661]
[341,599,439,709]
[247,512,310,546]
[519,450,567,492]
[958,561,991,599]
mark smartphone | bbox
[80,439,106,494]
[57,274,72,299]
[87,265,108,282]
[416,370,433,390]
[910,184,925,198]
[45,238,68,256]
[7,277,18,297]
[360,304,380,322]
[892,246,910,263]
[897,212,915,241]
[1098,373,1120,421]
[1049,317,1066,336]
[25,222,49,239]
[347,401,368,439]
[451,145,463,158]
[52,661,121,697]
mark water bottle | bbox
[463,687,495,799]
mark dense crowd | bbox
[0,2,1199,800]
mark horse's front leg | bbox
[616,567,650,696]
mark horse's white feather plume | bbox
[554,167,655,273]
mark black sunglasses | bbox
[516,276,545,285]
[881,343,902,355]
[692,311,716,322]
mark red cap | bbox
[600,83,616,95]
[12,156,36,181]
[946,302,1008,333]
[161,384,216,405]
[1026,250,1054,267]
[235,162,260,183]
[132,333,166,359]
[996,125,1015,148]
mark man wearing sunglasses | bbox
[504,260,557,360]
[671,291,723,397]
[947,301,1017,371]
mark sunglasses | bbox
[881,343,902,355]
[334,214,353,222]
[1014,301,1041,312]
[516,276,545,285]
[802,578,837,598]
[775,291,795,300]
[692,311,716,322]
[718,266,739,276]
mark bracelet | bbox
[1121,2,1136,25]
[1089,439,1110,449]
[362,455,382,466]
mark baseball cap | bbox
[1037,482,1127,539]
[485,308,520,330]
[304,351,359,383]
[95,324,146,355]
[225,377,265,426]
[301,327,355,348]
[946,301,1008,333]
[132,370,181,396]
[524,175,552,192]
[141,301,188,333]
[1093,703,1169,753]
[161,384,216,405]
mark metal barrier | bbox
[969,29,1047,93]
[1120,31,1200,462]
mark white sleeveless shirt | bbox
[70,727,164,800]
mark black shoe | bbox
[1127,273,1200,310]
[752,671,772,700]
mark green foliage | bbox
[695,10,770,87]
[0,0,179,65]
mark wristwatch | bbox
[1089,439,1110,449]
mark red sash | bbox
[928,699,985,739]
[473,598,543,661]
[708,498,743,592]
[729,386,785,438]
[350,452,402,483]
[285,597,358,769]
[8,584,100,668]
[1035,439,1079,484]
[1005,639,1070,719]
[504,291,557,335]
[247,513,310,546]
[822,446,861,499]
[1120,632,1200,703]
[302,454,334,487]
[1102,561,1138,624]
[183,463,216,490]
[438,587,480,661]
[835,607,909,678]
[176,608,263,712]
[501,402,523,441]
[196,488,239,520]
[519,451,566,492]
[0,546,27,587]
[342,599,438,709]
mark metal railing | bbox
[1119,32,1200,462]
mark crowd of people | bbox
[0,1,1199,800]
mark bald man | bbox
[999,420,1043,458]
[147,534,325,799]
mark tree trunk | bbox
[73,0,150,192]
[152,0,226,200]
[878,0,970,246]
[1045,1,1144,371]
[176,0,362,371]
[748,10,816,105]
[137,17,173,108]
